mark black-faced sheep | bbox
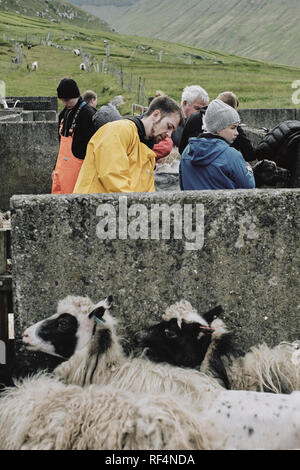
[3,295,300,449]
[136,300,300,394]
[22,295,221,401]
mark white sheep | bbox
[0,374,224,450]
[138,299,300,393]
[31,61,38,71]
[12,295,300,449]
[79,63,86,71]
[49,296,221,401]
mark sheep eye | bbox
[57,316,72,332]
[164,328,177,339]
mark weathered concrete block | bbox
[10,190,300,365]
[0,114,22,123]
[6,96,58,112]
[239,109,297,129]
[0,109,23,117]
[0,122,58,210]
[33,110,57,122]
[21,111,34,121]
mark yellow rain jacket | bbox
[73,119,156,193]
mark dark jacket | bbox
[58,97,96,159]
[180,134,255,190]
[179,108,206,154]
[179,109,256,161]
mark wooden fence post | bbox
[137,77,141,104]
[142,78,146,106]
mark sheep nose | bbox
[22,330,30,340]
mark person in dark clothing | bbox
[82,89,98,109]
[179,107,207,154]
[179,91,256,162]
[172,85,209,148]
[52,78,96,194]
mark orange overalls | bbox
[52,101,87,194]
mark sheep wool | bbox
[54,309,222,407]
[0,375,226,450]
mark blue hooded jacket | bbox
[180,135,255,190]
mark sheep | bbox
[0,374,225,450]
[22,295,222,401]
[11,295,300,449]
[136,300,300,394]
[1,375,300,450]
[73,48,80,56]
[31,61,38,71]
[79,63,86,71]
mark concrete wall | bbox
[10,190,300,365]
[6,96,58,112]
[0,122,59,210]
[0,109,57,122]
[239,108,300,130]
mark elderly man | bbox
[73,95,184,194]
[172,85,209,150]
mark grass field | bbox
[0,10,299,114]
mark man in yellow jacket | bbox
[73,96,183,194]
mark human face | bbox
[149,111,180,144]
[60,97,79,109]
[182,98,207,118]
[217,123,239,144]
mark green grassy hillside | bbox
[0,10,299,113]
[0,0,110,30]
[77,0,300,67]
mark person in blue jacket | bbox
[180,99,255,190]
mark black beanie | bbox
[57,78,80,99]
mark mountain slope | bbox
[0,9,298,111]
[72,0,300,67]
[0,0,110,30]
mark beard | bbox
[147,123,166,148]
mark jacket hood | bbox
[184,135,229,166]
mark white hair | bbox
[181,85,209,106]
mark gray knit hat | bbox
[203,98,240,133]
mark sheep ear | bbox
[88,306,106,321]
[203,305,223,324]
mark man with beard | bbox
[73,95,183,193]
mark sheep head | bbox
[22,295,114,359]
[136,300,224,368]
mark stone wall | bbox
[6,96,58,112]
[0,122,58,210]
[239,108,300,129]
[10,190,300,365]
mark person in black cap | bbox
[52,78,96,194]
